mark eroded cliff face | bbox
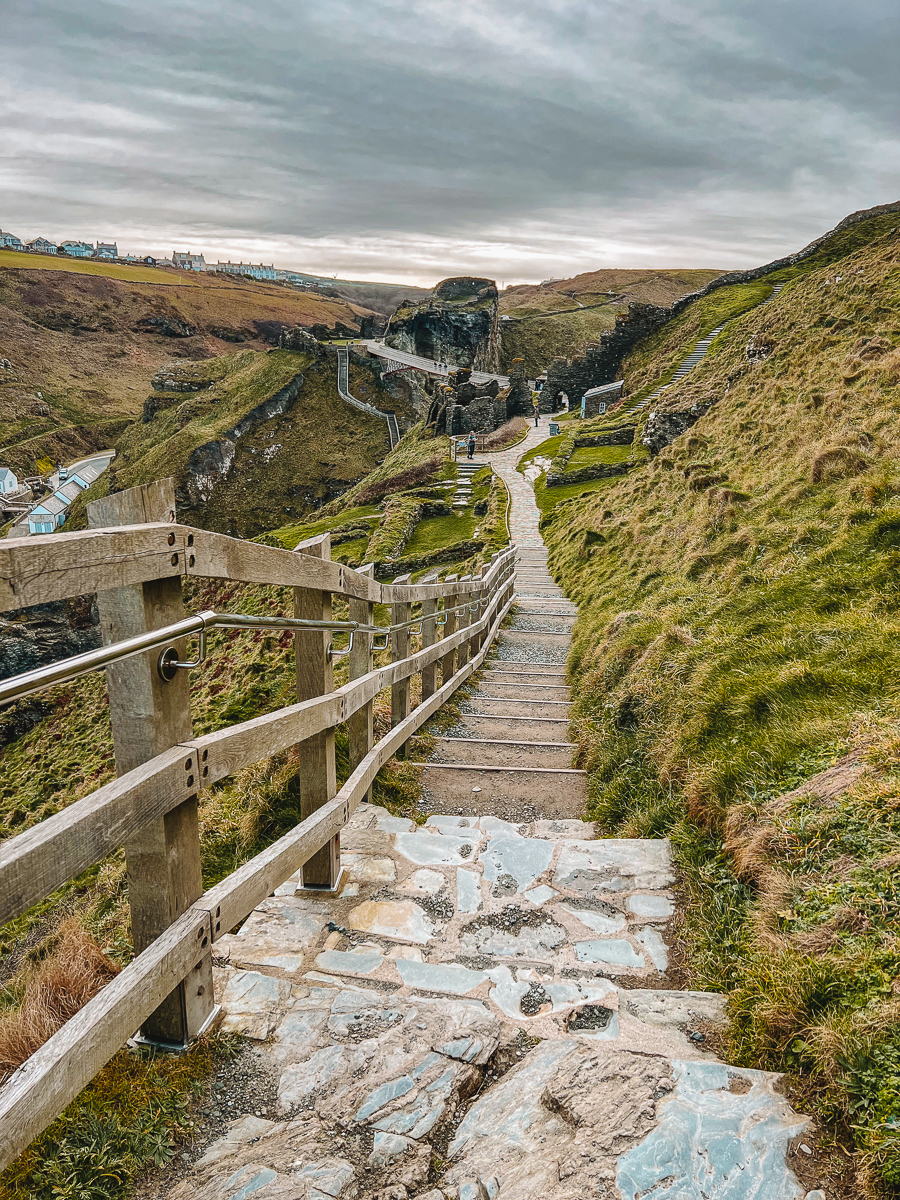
[385,277,501,372]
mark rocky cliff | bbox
[385,277,501,372]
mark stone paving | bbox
[171,423,820,1200]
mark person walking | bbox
[534,410,540,427]
[467,431,476,459]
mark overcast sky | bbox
[1,0,898,285]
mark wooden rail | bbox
[0,478,516,1170]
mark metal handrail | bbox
[0,595,491,705]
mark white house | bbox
[28,494,68,534]
[0,231,23,250]
[25,237,58,255]
[60,240,95,258]
[215,261,277,281]
[173,252,208,271]
[94,242,119,259]
[0,468,18,494]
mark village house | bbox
[0,468,19,495]
[93,242,119,259]
[215,260,277,281]
[0,231,23,250]
[25,237,58,255]
[172,251,208,271]
[59,240,94,257]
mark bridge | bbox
[361,339,510,387]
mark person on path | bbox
[534,411,540,427]
[467,432,476,459]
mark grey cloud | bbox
[0,0,898,282]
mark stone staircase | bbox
[633,282,785,413]
[159,426,819,1200]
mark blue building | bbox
[60,240,95,258]
[94,242,118,259]
[0,231,23,250]
[25,237,58,255]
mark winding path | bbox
[156,422,817,1200]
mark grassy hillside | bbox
[539,212,900,1193]
[67,347,409,538]
[0,260,375,478]
[498,268,724,376]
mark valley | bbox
[1,201,900,1199]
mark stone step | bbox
[465,697,569,718]
[471,681,569,699]
[450,716,570,743]
[417,764,586,820]
[497,632,570,665]
[483,661,567,676]
[428,736,576,769]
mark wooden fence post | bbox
[87,479,214,1048]
[391,573,412,757]
[457,575,472,668]
[293,534,339,889]
[473,562,488,656]
[440,574,459,685]
[420,573,439,703]
[348,563,375,802]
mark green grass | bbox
[622,278,777,400]
[566,445,633,468]
[260,506,381,550]
[0,249,186,284]
[403,511,477,555]
[537,213,900,1192]
[0,1037,238,1200]
[534,472,621,514]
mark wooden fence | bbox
[0,478,516,1170]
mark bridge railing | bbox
[0,478,516,1170]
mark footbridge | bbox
[361,338,510,387]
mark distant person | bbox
[534,411,540,427]
[467,432,476,459]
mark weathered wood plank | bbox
[420,578,438,703]
[391,573,412,755]
[348,564,375,803]
[0,748,194,926]
[0,523,183,611]
[293,535,339,888]
[0,523,511,611]
[88,480,213,1045]
[0,585,517,1172]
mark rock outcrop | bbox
[641,401,713,456]
[386,277,501,372]
[0,595,100,682]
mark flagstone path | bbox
[161,422,821,1200]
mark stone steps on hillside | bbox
[428,736,577,769]
[173,804,809,1200]
[172,426,815,1200]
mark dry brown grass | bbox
[811,446,871,483]
[0,922,119,1082]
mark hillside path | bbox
[155,422,819,1200]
